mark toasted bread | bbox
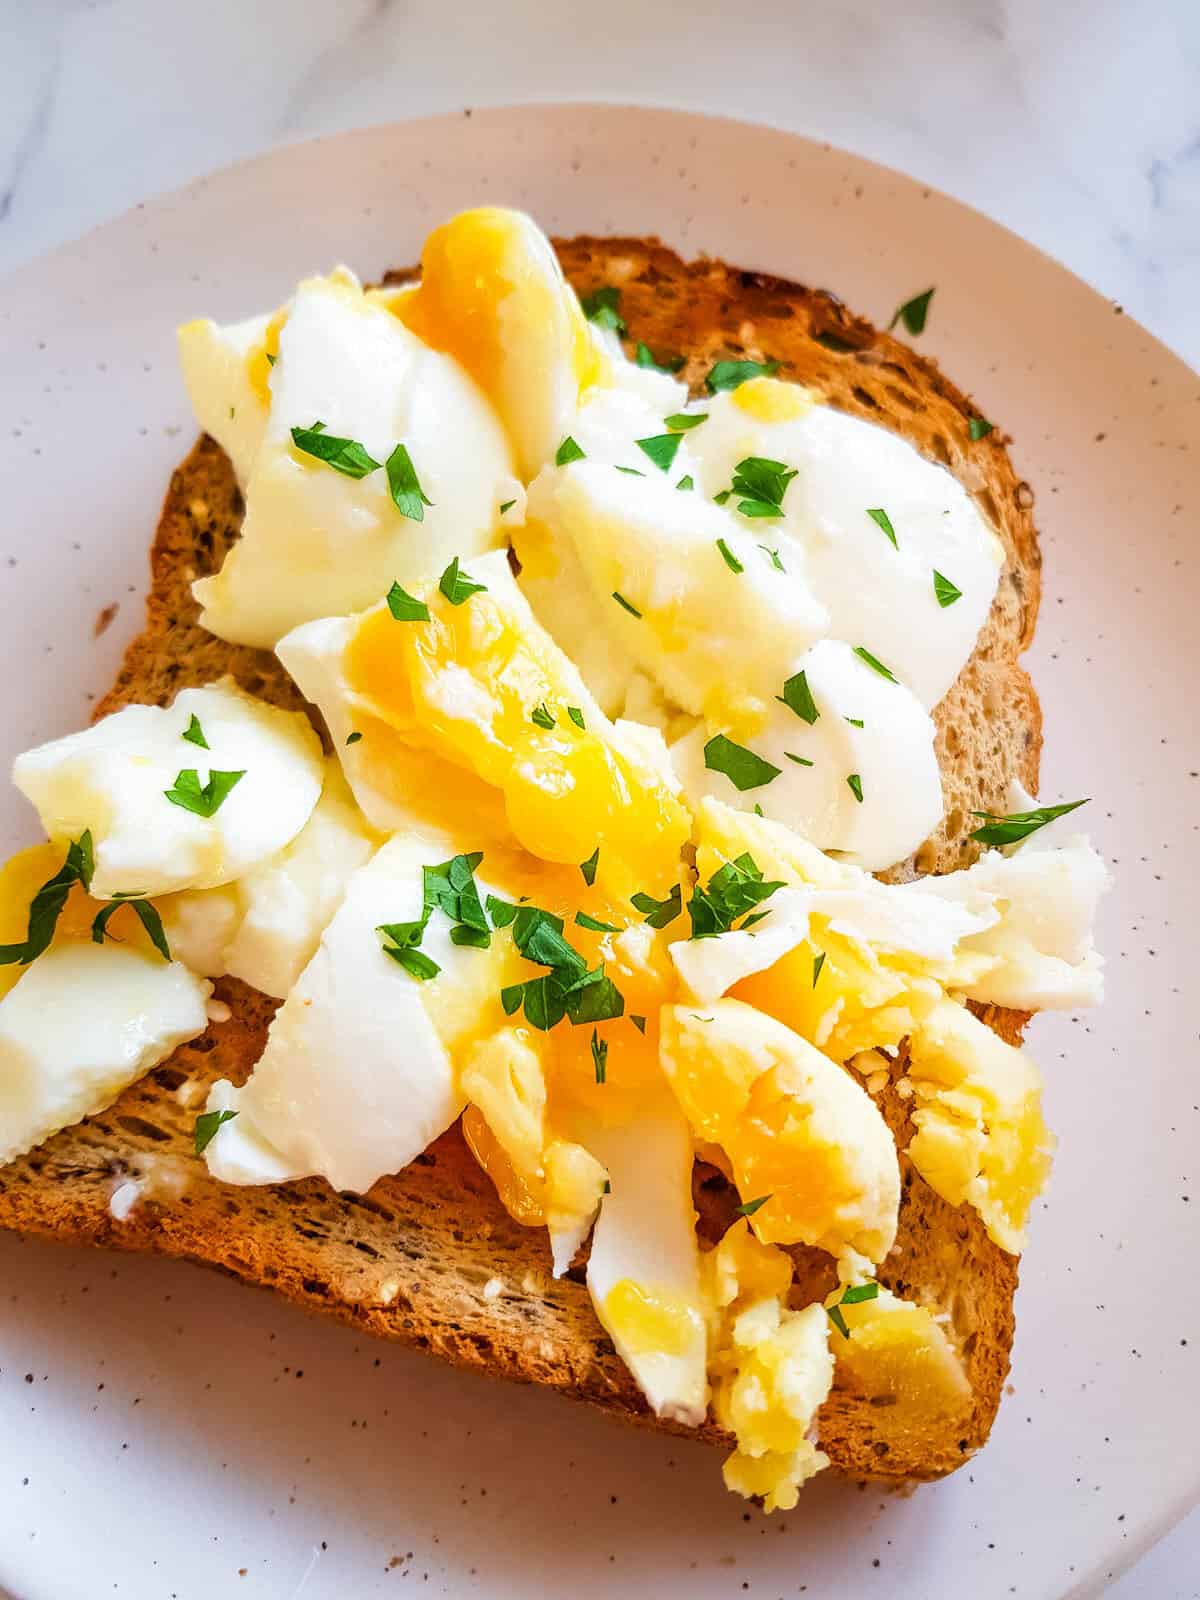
[0,236,1043,1483]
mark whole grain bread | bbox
[0,237,1043,1484]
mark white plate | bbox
[0,106,1194,1600]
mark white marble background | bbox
[0,1,1197,1595]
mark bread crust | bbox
[0,237,1044,1483]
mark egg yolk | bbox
[345,596,690,901]
[246,308,287,408]
[603,1279,704,1357]
[729,375,815,424]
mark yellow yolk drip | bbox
[730,375,816,423]
[246,308,287,407]
[604,1280,705,1356]
[345,599,690,901]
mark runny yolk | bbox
[246,308,287,408]
[345,597,690,901]
[603,1280,704,1356]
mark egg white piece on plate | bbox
[203,832,503,1194]
[12,680,324,899]
[690,381,1004,708]
[178,309,272,487]
[0,942,211,1165]
[190,268,518,649]
[583,1105,709,1427]
[525,458,829,721]
[670,638,943,871]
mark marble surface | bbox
[0,3,1197,1596]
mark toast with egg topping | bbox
[0,234,1045,1483]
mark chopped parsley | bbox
[866,506,898,548]
[889,288,935,337]
[827,1279,880,1338]
[580,285,625,335]
[759,545,785,572]
[499,499,516,514]
[290,422,380,479]
[777,669,819,724]
[704,734,781,792]
[386,581,430,622]
[439,557,487,605]
[91,895,171,962]
[676,475,695,492]
[630,1014,647,1035]
[635,343,685,374]
[705,358,780,393]
[853,645,899,683]
[612,591,642,619]
[845,717,864,729]
[498,904,625,1031]
[579,847,600,887]
[812,950,826,986]
[716,538,744,574]
[591,1029,608,1084]
[181,714,209,749]
[555,435,586,466]
[615,465,645,476]
[687,852,785,940]
[933,569,963,607]
[785,752,814,767]
[575,910,620,933]
[723,455,797,519]
[735,1194,771,1218]
[164,768,244,818]
[847,773,864,803]
[664,412,707,432]
[566,706,586,730]
[377,850,491,977]
[385,443,433,522]
[379,939,441,980]
[969,416,994,441]
[0,831,93,967]
[970,798,1088,847]
[636,433,683,473]
[630,882,682,930]
[530,703,556,730]
[194,1108,238,1156]
[346,731,363,745]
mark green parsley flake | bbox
[724,455,797,519]
[735,1194,771,1217]
[575,910,620,933]
[380,939,441,980]
[889,288,935,336]
[636,433,684,473]
[181,714,209,750]
[567,706,586,730]
[385,443,433,522]
[164,768,244,819]
[716,538,744,574]
[630,882,682,930]
[194,1108,237,1156]
[499,499,516,514]
[853,645,899,683]
[704,734,781,792]
[636,343,685,374]
[580,286,625,335]
[290,422,380,479]
[555,435,586,466]
[705,358,781,393]
[664,412,707,432]
[531,703,556,730]
[579,847,600,887]
[615,466,645,476]
[827,1278,880,1338]
[676,475,695,492]
[933,569,963,607]
[785,752,814,767]
[969,799,1088,847]
[630,1014,647,1035]
[386,581,430,622]
[612,591,642,618]
[847,773,864,803]
[969,417,994,441]
[346,731,363,745]
[826,1304,851,1339]
[687,852,785,939]
[777,669,820,724]
[91,895,171,962]
[591,1029,608,1085]
[812,950,826,986]
[439,557,487,606]
[866,507,898,548]
[845,717,864,729]
[0,832,93,968]
[759,545,785,572]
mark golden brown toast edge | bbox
[0,236,1044,1483]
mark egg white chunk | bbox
[178,311,272,487]
[671,639,943,871]
[691,384,1004,708]
[0,942,210,1165]
[12,681,324,899]
[191,269,518,649]
[584,1106,709,1427]
[204,832,500,1194]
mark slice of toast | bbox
[0,237,1043,1483]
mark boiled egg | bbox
[178,309,274,486]
[0,941,210,1165]
[830,1284,970,1421]
[670,638,943,871]
[688,379,1004,708]
[190,268,518,649]
[13,681,324,899]
[659,999,899,1263]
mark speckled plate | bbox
[0,106,1195,1600]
